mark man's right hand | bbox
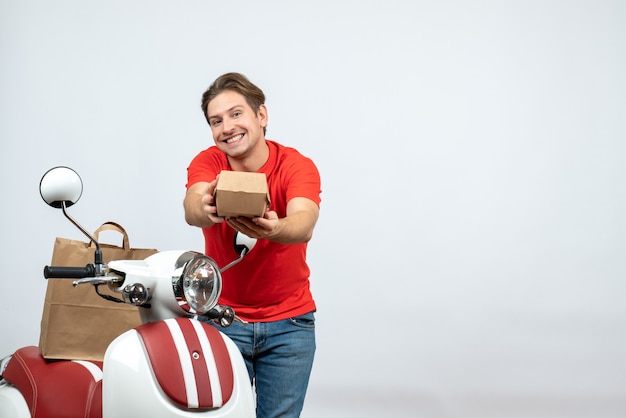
[184,179,225,227]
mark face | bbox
[206,90,268,161]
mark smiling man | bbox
[183,72,322,418]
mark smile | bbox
[225,134,244,144]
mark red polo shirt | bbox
[186,140,321,321]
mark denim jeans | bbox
[200,311,316,418]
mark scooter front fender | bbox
[103,319,255,418]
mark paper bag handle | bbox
[90,221,130,249]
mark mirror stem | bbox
[220,248,249,273]
[61,201,100,252]
[61,201,104,270]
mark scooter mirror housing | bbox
[234,232,257,255]
[39,167,102,267]
[40,166,83,208]
[219,232,257,273]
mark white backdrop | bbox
[1,1,625,417]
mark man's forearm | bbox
[267,198,319,244]
[268,211,317,244]
[184,193,214,228]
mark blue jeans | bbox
[200,312,316,418]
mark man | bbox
[184,72,321,418]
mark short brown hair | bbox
[201,72,267,134]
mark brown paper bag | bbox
[39,221,158,361]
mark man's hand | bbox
[184,179,226,227]
[227,210,280,240]
[227,197,319,244]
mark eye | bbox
[210,119,222,127]
[232,110,242,118]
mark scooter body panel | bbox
[0,381,30,418]
[0,322,255,418]
[103,324,255,417]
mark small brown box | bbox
[214,170,269,218]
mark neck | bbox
[228,140,270,172]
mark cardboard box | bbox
[215,170,269,218]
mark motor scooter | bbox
[0,166,256,418]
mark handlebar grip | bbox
[44,264,96,279]
[202,308,220,319]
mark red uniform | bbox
[186,140,322,322]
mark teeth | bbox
[225,134,243,144]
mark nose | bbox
[222,116,235,133]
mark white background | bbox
[1,1,625,417]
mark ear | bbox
[257,104,268,128]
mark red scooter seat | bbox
[2,345,103,418]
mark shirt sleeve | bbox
[186,148,224,189]
[284,154,322,206]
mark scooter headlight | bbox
[173,252,222,314]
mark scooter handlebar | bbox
[44,264,96,279]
